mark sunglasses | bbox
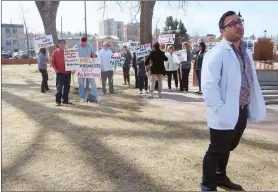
[223,19,244,29]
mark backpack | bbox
[87,93,97,103]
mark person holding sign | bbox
[98,42,115,95]
[52,39,73,106]
[122,46,132,85]
[180,42,193,93]
[73,36,100,103]
[164,45,180,91]
[37,48,50,93]
[145,42,168,98]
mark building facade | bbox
[99,19,124,41]
[123,22,140,42]
[1,24,26,53]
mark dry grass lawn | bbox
[2,64,278,191]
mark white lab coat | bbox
[201,39,266,130]
[164,52,179,71]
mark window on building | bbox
[5,28,11,35]
[12,28,17,34]
[13,40,18,45]
[6,40,12,46]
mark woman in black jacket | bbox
[194,42,206,94]
[145,42,168,98]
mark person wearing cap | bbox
[200,11,266,191]
[145,42,168,98]
[164,45,180,91]
[73,36,101,103]
[98,42,115,95]
[52,39,73,106]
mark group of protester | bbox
[37,10,267,192]
[37,36,207,103]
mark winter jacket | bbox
[194,51,206,70]
[181,50,193,69]
[122,51,132,68]
[145,49,168,74]
[137,58,146,77]
[164,52,179,71]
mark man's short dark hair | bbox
[81,36,87,42]
[218,11,237,29]
[153,42,160,50]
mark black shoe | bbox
[55,102,61,106]
[110,92,116,95]
[201,183,217,191]
[123,83,127,85]
[217,177,243,191]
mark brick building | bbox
[123,22,140,42]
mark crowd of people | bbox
[37,36,206,104]
[36,10,268,191]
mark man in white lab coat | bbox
[200,11,266,191]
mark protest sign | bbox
[134,43,151,58]
[158,34,175,44]
[33,35,54,52]
[174,50,187,62]
[110,53,125,67]
[65,48,79,71]
[76,57,101,79]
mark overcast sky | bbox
[2,1,278,38]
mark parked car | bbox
[19,51,29,58]
[12,52,20,59]
[1,51,9,59]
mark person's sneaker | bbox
[158,92,163,98]
[96,99,103,104]
[176,87,179,91]
[55,102,61,106]
[145,89,149,94]
[80,99,85,103]
[123,83,127,85]
[139,90,143,94]
[110,92,116,95]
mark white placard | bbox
[76,57,101,79]
[33,35,54,52]
[158,34,175,45]
[134,43,151,58]
[65,48,79,71]
[174,50,187,62]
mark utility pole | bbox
[61,16,63,39]
[84,1,87,37]
[155,17,160,41]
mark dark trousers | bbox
[123,67,130,84]
[134,67,139,88]
[202,106,248,189]
[39,69,49,92]
[56,73,71,103]
[196,69,201,92]
[166,70,178,89]
[179,69,191,91]
[101,70,114,94]
[154,80,158,90]
[139,76,148,91]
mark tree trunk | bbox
[140,1,156,45]
[35,1,60,56]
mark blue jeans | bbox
[85,78,89,89]
[78,77,99,100]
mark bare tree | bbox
[35,1,60,55]
[18,2,30,57]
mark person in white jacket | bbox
[200,11,266,191]
[164,45,180,91]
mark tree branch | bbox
[130,2,140,23]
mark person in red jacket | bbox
[52,39,73,106]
